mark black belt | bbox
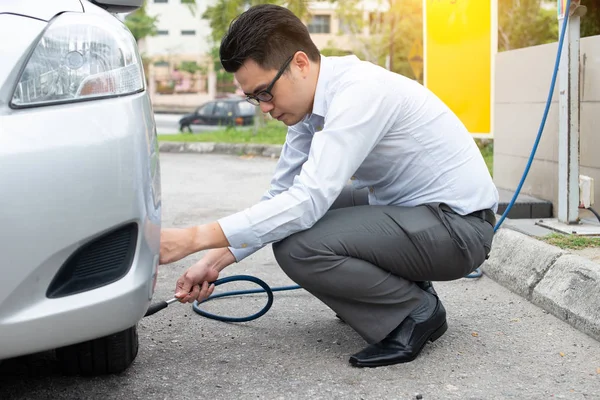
[468,209,496,228]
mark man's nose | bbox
[260,101,274,113]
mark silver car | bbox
[0,0,161,375]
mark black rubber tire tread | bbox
[56,325,138,376]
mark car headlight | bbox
[11,12,144,108]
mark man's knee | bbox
[272,233,317,286]
[271,237,289,265]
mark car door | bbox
[235,100,256,126]
[212,101,233,126]
[191,102,216,127]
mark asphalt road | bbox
[1,153,599,400]
[154,113,183,135]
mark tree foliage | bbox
[498,0,599,51]
[124,0,158,42]
[199,0,308,44]
[334,0,423,79]
[196,0,599,82]
[581,0,600,37]
[498,0,558,51]
[371,0,422,79]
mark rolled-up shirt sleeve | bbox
[219,79,398,251]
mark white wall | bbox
[145,0,214,59]
[493,35,600,216]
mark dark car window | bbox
[197,103,215,116]
[236,101,255,116]
[213,101,231,117]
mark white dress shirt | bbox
[219,55,499,262]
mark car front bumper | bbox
[0,92,161,360]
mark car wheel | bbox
[55,325,139,376]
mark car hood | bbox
[0,0,83,21]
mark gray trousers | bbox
[272,185,494,344]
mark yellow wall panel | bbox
[424,0,496,136]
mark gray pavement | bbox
[154,113,183,135]
[1,153,599,400]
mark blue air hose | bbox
[191,275,298,322]
[145,2,571,321]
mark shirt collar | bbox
[310,54,332,118]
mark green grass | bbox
[159,123,495,176]
[158,121,287,145]
[540,233,600,249]
[480,142,494,177]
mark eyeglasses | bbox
[246,55,294,106]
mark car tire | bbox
[55,325,139,376]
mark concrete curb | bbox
[159,141,283,159]
[483,228,600,342]
[158,146,600,343]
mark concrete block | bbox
[496,188,553,219]
[159,142,284,159]
[213,142,246,155]
[532,255,600,342]
[482,228,566,299]
[158,142,187,153]
[496,202,553,219]
[262,145,283,158]
[243,144,267,156]
[186,142,215,153]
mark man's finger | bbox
[175,272,194,298]
[187,284,201,303]
[197,281,211,302]
[174,279,186,299]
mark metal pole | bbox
[557,8,581,224]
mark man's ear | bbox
[293,51,311,79]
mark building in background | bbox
[142,0,216,112]
[306,0,389,52]
[144,0,214,63]
[144,0,385,59]
[142,0,385,111]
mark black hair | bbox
[219,4,321,73]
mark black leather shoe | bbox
[348,296,447,368]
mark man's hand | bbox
[160,227,198,264]
[175,260,220,303]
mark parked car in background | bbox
[0,0,161,376]
[179,97,256,132]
